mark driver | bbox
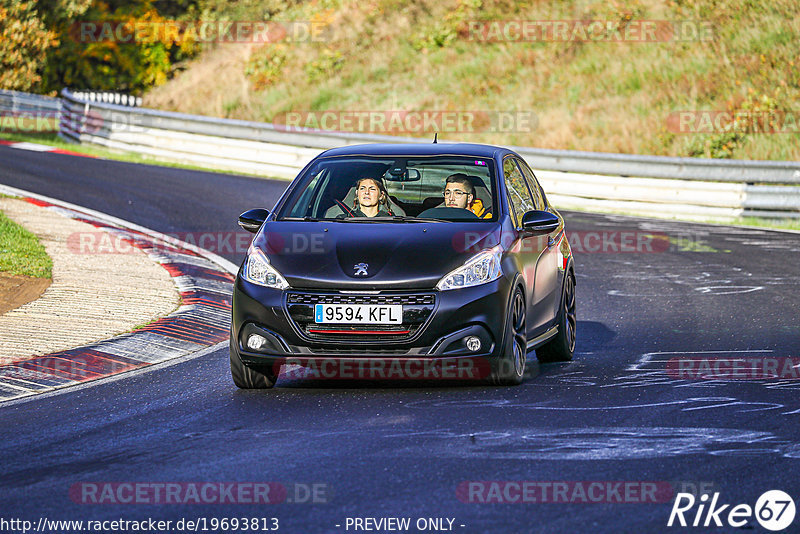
[444,174,491,218]
[339,177,394,217]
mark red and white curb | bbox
[0,184,240,403]
[0,139,94,158]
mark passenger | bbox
[340,177,394,217]
[444,174,491,218]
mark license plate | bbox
[314,304,402,324]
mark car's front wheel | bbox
[536,271,576,363]
[229,333,277,389]
[490,287,526,386]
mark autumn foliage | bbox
[0,0,197,94]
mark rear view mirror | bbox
[238,208,270,233]
[384,168,421,182]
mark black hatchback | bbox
[231,143,576,387]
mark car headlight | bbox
[243,245,289,289]
[436,245,502,291]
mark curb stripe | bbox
[0,186,240,403]
[0,140,96,158]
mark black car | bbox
[231,143,576,388]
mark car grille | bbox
[287,294,434,306]
[285,292,436,342]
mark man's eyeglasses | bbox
[443,189,469,198]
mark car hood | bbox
[252,220,503,290]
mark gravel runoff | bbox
[0,198,180,364]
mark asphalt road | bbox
[2,146,800,534]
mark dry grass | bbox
[145,44,257,118]
[144,0,800,159]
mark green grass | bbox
[0,209,53,278]
[733,216,800,231]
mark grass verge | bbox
[0,208,53,278]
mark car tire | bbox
[536,271,576,363]
[229,333,277,389]
[490,287,526,386]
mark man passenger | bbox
[444,174,491,218]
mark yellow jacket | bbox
[470,198,492,219]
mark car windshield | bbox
[278,155,497,222]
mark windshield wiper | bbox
[336,217,387,223]
[281,216,351,222]
[389,215,447,223]
[336,216,448,223]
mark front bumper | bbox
[232,275,513,366]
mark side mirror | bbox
[238,208,270,233]
[521,210,559,235]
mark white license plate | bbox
[314,304,402,324]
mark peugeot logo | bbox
[353,263,369,276]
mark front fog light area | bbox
[239,324,287,355]
[465,336,482,352]
[247,334,267,350]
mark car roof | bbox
[317,143,510,159]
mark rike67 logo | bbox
[668,490,796,531]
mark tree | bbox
[42,0,198,93]
[0,1,58,91]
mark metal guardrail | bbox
[0,90,61,113]
[512,146,800,185]
[8,89,800,219]
[0,90,61,133]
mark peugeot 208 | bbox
[231,143,576,388]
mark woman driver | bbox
[348,177,394,217]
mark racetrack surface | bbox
[2,146,800,533]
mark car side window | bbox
[503,157,535,227]
[287,167,327,217]
[516,159,546,210]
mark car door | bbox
[516,158,564,332]
[502,156,545,338]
